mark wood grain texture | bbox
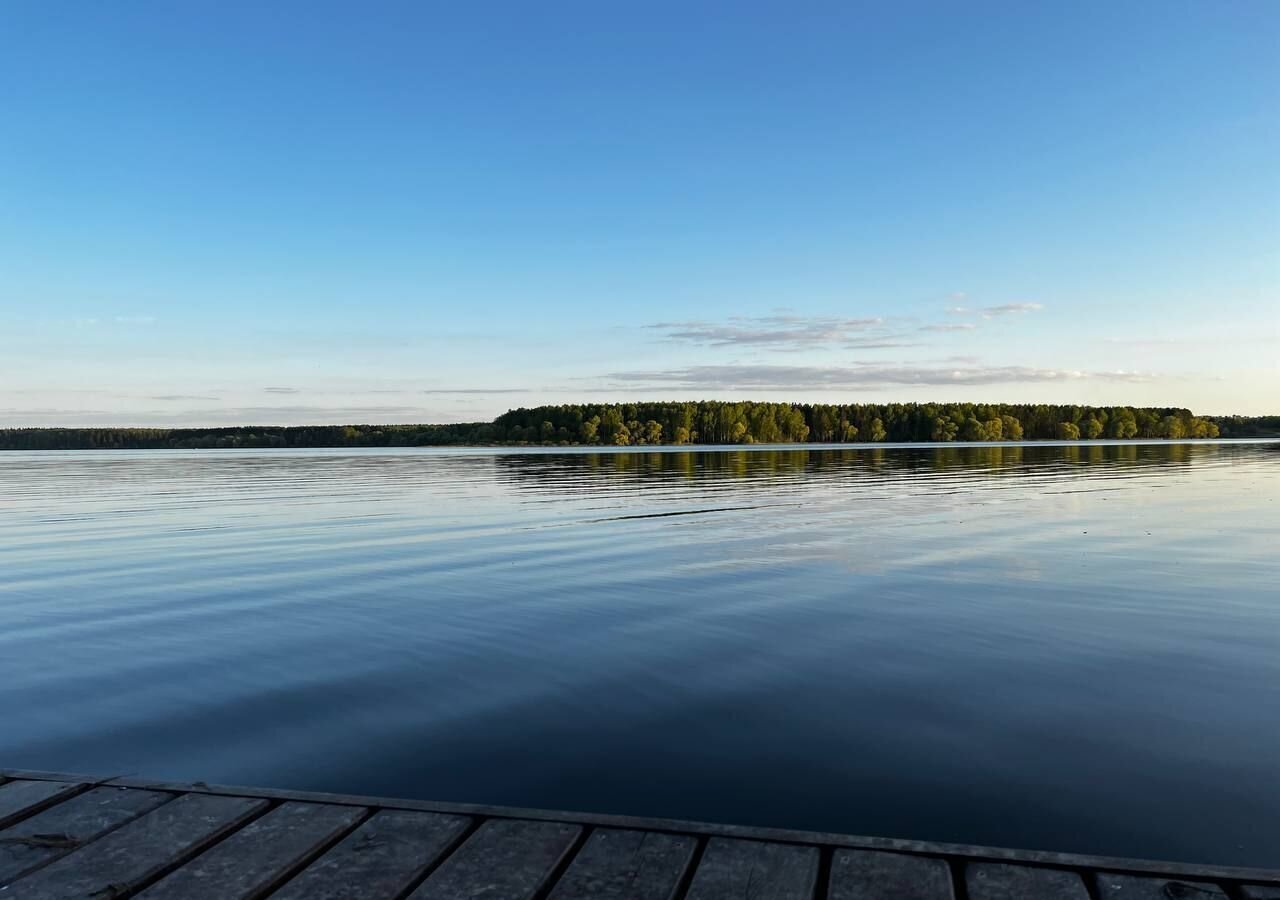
[0,772,1277,898]
[1094,871,1228,898]
[136,801,365,899]
[829,849,955,900]
[272,808,471,900]
[1241,886,1280,899]
[548,828,696,900]
[8,767,1275,888]
[0,780,82,829]
[410,818,582,900]
[966,862,1090,900]
[0,786,170,884]
[3,792,265,899]
[684,837,819,900]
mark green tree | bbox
[1056,422,1081,440]
[599,408,626,444]
[960,417,986,441]
[1108,411,1138,439]
[1161,416,1186,439]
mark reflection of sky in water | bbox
[1,442,1278,867]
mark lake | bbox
[1,441,1277,866]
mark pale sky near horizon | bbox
[2,1,1277,427]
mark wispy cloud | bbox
[649,315,890,350]
[114,315,157,325]
[919,323,978,332]
[946,302,1044,319]
[0,405,458,428]
[263,386,300,394]
[605,363,1155,391]
[420,388,534,395]
[980,302,1043,317]
[149,394,221,401]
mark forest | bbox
[0,402,1268,450]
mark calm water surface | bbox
[2,442,1278,865]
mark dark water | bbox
[2,441,1278,865]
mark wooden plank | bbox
[829,848,955,900]
[966,862,1090,899]
[1241,886,1280,899]
[272,809,470,900]
[3,792,266,898]
[1094,872,1227,898]
[0,786,171,884]
[410,818,582,900]
[5,769,1280,892]
[0,780,82,829]
[548,828,696,900]
[0,771,91,786]
[684,837,819,900]
[18,769,1276,888]
[136,801,365,900]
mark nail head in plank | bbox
[0,786,171,885]
[1094,872,1227,898]
[0,781,83,829]
[549,828,696,900]
[684,837,820,900]
[966,862,1090,900]
[829,849,955,900]
[410,818,582,900]
[3,792,266,899]
[136,801,365,900]
[272,809,470,900]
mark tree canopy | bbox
[0,401,1250,450]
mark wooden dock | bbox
[2,768,1277,899]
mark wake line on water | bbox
[582,504,773,524]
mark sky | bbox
[1,0,1277,426]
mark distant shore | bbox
[2,402,1277,450]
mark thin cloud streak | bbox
[420,388,534,395]
[649,315,888,349]
[980,302,1044,317]
[946,302,1044,318]
[605,363,1158,391]
[0,405,470,428]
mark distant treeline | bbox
[0,424,485,450]
[1212,415,1280,438]
[492,402,1227,444]
[2,402,1272,450]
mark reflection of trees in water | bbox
[491,442,1210,490]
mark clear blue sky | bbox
[2,0,1277,425]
